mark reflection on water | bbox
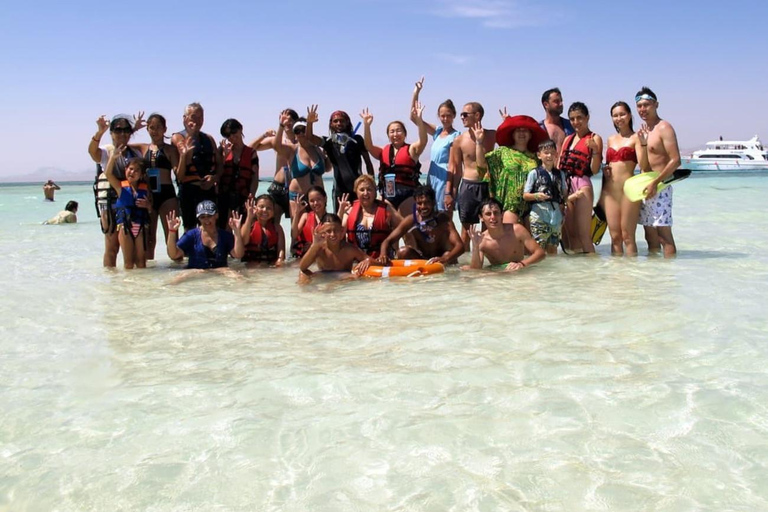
[1,177,768,510]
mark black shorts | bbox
[268,181,290,219]
[179,182,217,231]
[151,184,177,211]
[384,184,415,209]
[457,179,489,225]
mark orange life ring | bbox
[362,259,445,278]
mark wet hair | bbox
[568,102,589,117]
[438,99,456,117]
[635,86,658,102]
[254,194,275,208]
[354,174,376,192]
[282,108,299,121]
[537,139,557,152]
[220,118,243,137]
[147,113,167,128]
[386,121,407,137]
[610,101,634,133]
[306,185,327,199]
[541,88,562,104]
[480,197,503,213]
[65,200,78,212]
[413,185,436,204]
[464,102,484,119]
[185,102,204,114]
[320,213,342,225]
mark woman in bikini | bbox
[360,102,428,217]
[104,145,151,269]
[339,175,401,259]
[558,102,603,254]
[273,111,330,222]
[601,101,645,255]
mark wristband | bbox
[91,136,100,142]
[169,229,178,233]
[520,260,527,267]
[641,144,648,147]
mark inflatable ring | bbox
[363,259,445,278]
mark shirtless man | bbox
[378,185,464,264]
[450,102,497,251]
[635,86,680,258]
[43,180,60,201]
[250,108,299,224]
[539,88,574,154]
[298,213,372,283]
[469,198,545,271]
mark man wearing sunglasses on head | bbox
[377,185,464,265]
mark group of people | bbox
[86,80,681,277]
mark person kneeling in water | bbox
[299,214,373,284]
[44,201,79,224]
[468,198,545,271]
[378,185,464,265]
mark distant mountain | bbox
[2,166,96,184]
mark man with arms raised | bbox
[468,198,545,271]
[378,186,464,264]
[450,102,496,251]
[539,87,574,154]
[635,86,680,258]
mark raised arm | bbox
[104,145,125,193]
[410,77,436,136]
[299,225,326,277]
[248,129,277,151]
[88,115,110,163]
[472,122,489,179]
[360,108,382,160]
[469,225,485,269]
[305,104,323,146]
[409,102,429,159]
[166,210,184,261]
[637,124,651,173]
[587,133,603,176]
[240,197,257,244]
[273,113,293,160]
[228,211,245,259]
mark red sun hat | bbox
[496,115,549,153]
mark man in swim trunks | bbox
[377,186,464,265]
[250,108,299,222]
[635,86,680,258]
[298,213,372,284]
[539,88,574,154]
[451,102,497,251]
[43,180,60,201]
[468,198,545,271]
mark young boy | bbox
[469,198,545,271]
[299,213,372,283]
[522,139,568,255]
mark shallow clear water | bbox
[1,175,768,511]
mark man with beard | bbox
[539,88,574,154]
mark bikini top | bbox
[144,145,173,170]
[606,146,637,164]
[290,147,325,181]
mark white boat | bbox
[682,135,768,171]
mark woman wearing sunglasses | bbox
[273,109,330,223]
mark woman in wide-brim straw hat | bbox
[474,115,548,224]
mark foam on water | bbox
[1,175,768,510]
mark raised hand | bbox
[411,101,425,121]
[293,193,308,212]
[469,224,483,248]
[359,108,374,126]
[499,106,509,120]
[228,210,243,231]
[133,111,146,131]
[220,138,233,157]
[262,129,276,139]
[245,196,257,219]
[312,224,327,246]
[471,121,485,143]
[413,76,425,95]
[586,135,600,153]
[337,193,351,215]
[637,124,650,145]
[166,210,181,231]
[306,104,319,124]
[279,111,293,128]
[96,115,109,132]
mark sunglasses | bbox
[293,127,306,135]
[459,112,475,119]
[112,127,132,134]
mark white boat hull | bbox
[682,158,768,172]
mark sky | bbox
[1,0,767,180]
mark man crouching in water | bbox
[299,213,372,284]
[468,198,545,271]
[378,185,464,264]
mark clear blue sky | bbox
[1,0,766,178]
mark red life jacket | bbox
[220,146,258,200]
[380,143,421,188]
[292,210,320,258]
[345,200,390,258]
[559,132,595,177]
[244,220,279,262]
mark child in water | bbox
[240,195,286,266]
[298,213,372,283]
[105,146,151,269]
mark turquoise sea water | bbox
[1,175,768,511]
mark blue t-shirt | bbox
[177,228,235,269]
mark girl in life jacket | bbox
[557,102,603,254]
[290,186,328,259]
[240,194,286,266]
[104,145,152,269]
[339,174,400,259]
[359,102,428,216]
